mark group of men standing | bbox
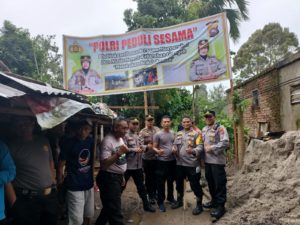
[0,109,228,225]
[97,110,229,225]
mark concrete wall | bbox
[279,59,300,131]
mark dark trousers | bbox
[176,165,203,200]
[143,159,157,199]
[96,171,124,225]
[205,163,227,206]
[156,160,176,204]
[123,169,148,201]
[12,189,59,225]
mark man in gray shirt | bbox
[123,118,155,212]
[153,116,176,212]
[95,118,129,225]
[9,116,58,225]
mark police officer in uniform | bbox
[171,116,204,215]
[202,110,229,220]
[123,118,155,212]
[68,55,101,92]
[190,39,226,81]
[139,115,160,204]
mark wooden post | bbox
[230,79,239,165]
[144,91,148,116]
[92,123,98,179]
[192,85,195,121]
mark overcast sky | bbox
[1,0,299,89]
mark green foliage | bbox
[231,90,249,124]
[102,88,193,128]
[124,0,249,40]
[233,23,299,83]
[0,21,63,87]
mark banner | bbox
[63,13,231,96]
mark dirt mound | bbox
[218,131,300,225]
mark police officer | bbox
[190,39,226,81]
[68,55,101,92]
[202,110,229,220]
[171,116,204,215]
[139,115,160,204]
[123,118,155,212]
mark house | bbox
[228,51,300,138]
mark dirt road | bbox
[93,179,216,225]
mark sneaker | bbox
[167,197,176,205]
[158,203,166,212]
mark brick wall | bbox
[227,70,282,137]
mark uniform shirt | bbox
[153,130,175,162]
[100,134,127,174]
[139,126,160,160]
[68,68,101,92]
[9,136,53,190]
[0,141,16,220]
[60,136,94,191]
[190,56,226,81]
[202,123,229,165]
[173,129,203,167]
[124,130,143,170]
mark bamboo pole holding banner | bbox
[230,79,239,165]
[144,91,148,116]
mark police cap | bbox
[80,55,91,63]
[204,110,216,117]
[129,117,139,123]
[198,39,209,49]
[145,115,154,121]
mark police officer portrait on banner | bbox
[190,39,226,81]
[68,55,101,92]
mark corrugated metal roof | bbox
[0,72,87,103]
[0,83,25,98]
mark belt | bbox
[15,187,53,197]
[100,170,123,177]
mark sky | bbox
[1,0,299,90]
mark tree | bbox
[0,21,63,87]
[233,23,299,83]
[124,0,249,40]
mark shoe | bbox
[210,206,225,219]
[192,205,203,215]
[171,200,183,209]
[149,198,156,205]
[158,203,166,212]
[192,197,203,215]
[203,201,217,209]
[144,203,156,213]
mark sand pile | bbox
[218,131,300,225]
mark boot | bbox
[210,206,225,220]
[171,196,183,209]
[192,197,203,215]
[142,198,156,212]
